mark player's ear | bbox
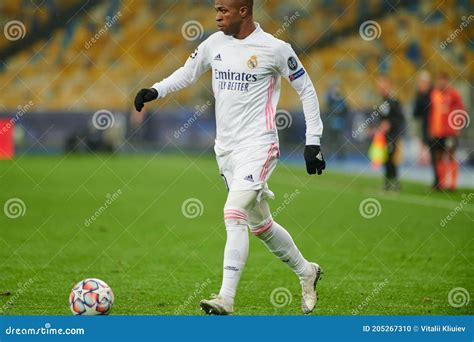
[239,6,249,18]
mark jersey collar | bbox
[229,22,261,42]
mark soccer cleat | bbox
[300,263,322,314]
[199,294,233,315]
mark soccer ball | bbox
[69,278,114,315]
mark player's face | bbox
[215,0,245,36]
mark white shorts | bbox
[215,143,280,202]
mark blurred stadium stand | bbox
[0,0,472,168]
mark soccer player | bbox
[429,72,466,191]
[134,0,325,315]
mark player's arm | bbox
[134,40,211,112]
[275,43,325,175]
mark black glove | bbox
[304,145,326,175]
[134,88,158,112]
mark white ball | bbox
[69,278,114,315]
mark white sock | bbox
[218,217,249,303]
[253,219,312,279]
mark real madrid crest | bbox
[247,55,258,69]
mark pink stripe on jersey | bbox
[259,144,279,181]
[265,77,275,130]
[259,145,273,181]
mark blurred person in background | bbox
[375,76,406,191]
[324,83,348,160]
[127,107,155,147]
[413,70,436,186]
[429,72,466,191]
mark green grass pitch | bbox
[0,154,472,315]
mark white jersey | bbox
[152,23,323,152]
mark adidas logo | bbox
[244,174,254,182]
[316,151,323,161]
[214,54,222,61]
